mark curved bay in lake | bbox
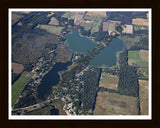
[37,62,71,100]
[64,31,126,67]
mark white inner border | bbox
[8,8,152,120]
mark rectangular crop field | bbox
[128,50,148,68]
[139,50,148,61]
[12,71,33,106]
[99,73,118,90]
[91,22,101,33]
[128,51,139,60]
[94,91,138,115]
[139,80,149,115]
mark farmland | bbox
[48,17,59,25]
[62,12,74,19]
[80,21,101,33]
[139,50,148,61]
[12,63,24,74]
[84,12,106,22]
[108,22,117,33]
[122,24,133,34]
[132,18,148,26]
[128,50,148,68]
[80,22,93,31]
[128,51,139,60]
[102,22,109,31]
[72,12,85,25]
[139,80,149,115]
[108,20,121,34]
[99,73,118,91]
[35,25,64,35]
[12,71,34,106]
[11,11,150,116]
[91,22,101,33]
[85,12,107,18]
[94,91,139,115]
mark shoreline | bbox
[77,29,101,44]
[64,29,125,68]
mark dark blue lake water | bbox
[37,62,71,100]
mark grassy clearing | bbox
[12,71,33,106]
[35,25,64,35]
[62,12,74,19]
[128,59,148,68]
[99,73,118,90]
[136,61,148,68]
[91,22,101,33]
[139,80,149,115]
[80,22,93,30]
[80,21,101,32]
[128,50,148,68]
[128,51,140,60]
[94,91,138,115]
[108,22,117,32]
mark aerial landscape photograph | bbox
[9,9,151,119]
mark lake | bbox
[37,62,71,100]
[64,31,126,67]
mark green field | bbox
[135,61,148,67]
[12,71,33,106]
[128,51,140,60]
[128,50,148,68]
[35,25,64,35]
[62,12,73,19]
[91,22,101,33]
[80,21,100,32]
[108,22,117,32]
